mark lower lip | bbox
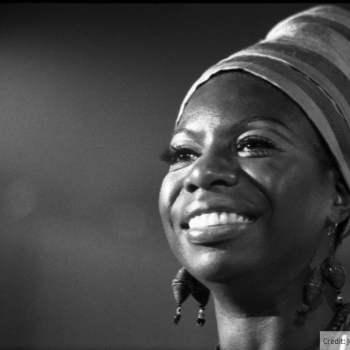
[185,222,255,245]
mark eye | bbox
[236,135,281,157]
[160,145,200,167]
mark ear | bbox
[332,172,350,225]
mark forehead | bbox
[177,71,308,132]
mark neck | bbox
[211,267,337,350]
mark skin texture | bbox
[159,72,350,349]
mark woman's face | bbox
[159,72,335,285]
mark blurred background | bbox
[0,3,350,350]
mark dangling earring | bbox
[171,267,210,325]
[172,268,195,324]
[297,264,326,315]
[297,223,346,315]
[192,278,210,326]
[323,223,346,306]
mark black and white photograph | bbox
[0,3,350,350]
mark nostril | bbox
[185,183,198,193]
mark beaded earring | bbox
[297,223,346,315]
[172,267,210,326]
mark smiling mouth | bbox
[181,212,254,230]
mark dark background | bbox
[0,3,349,350]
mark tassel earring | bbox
[172,268,195,324]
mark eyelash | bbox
[160,135,280,166]
[236,135,279,157]
[160,145,199,166]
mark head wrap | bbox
[176,5,350,238]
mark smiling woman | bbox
[159,5,350,350]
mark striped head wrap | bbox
[176,5,350,239]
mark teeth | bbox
[220,212,228,225]
[208,213,219,226]
[188,212,251,229]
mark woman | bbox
[159,5,350,350]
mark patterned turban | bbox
[176,5,350,239]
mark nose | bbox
[183,151,239,193]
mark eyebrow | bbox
[233,116,298,137]
[172,116,298,138]
[171,127,197,138]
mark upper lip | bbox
[180,199,259,228]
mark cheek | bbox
[159,172,194,266]
[242,156,326,206]
[159,172,182,231]
[242,156,329,241]
[237,157,329,281]
[240,157,296,207]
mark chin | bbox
[179,244,261,285]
